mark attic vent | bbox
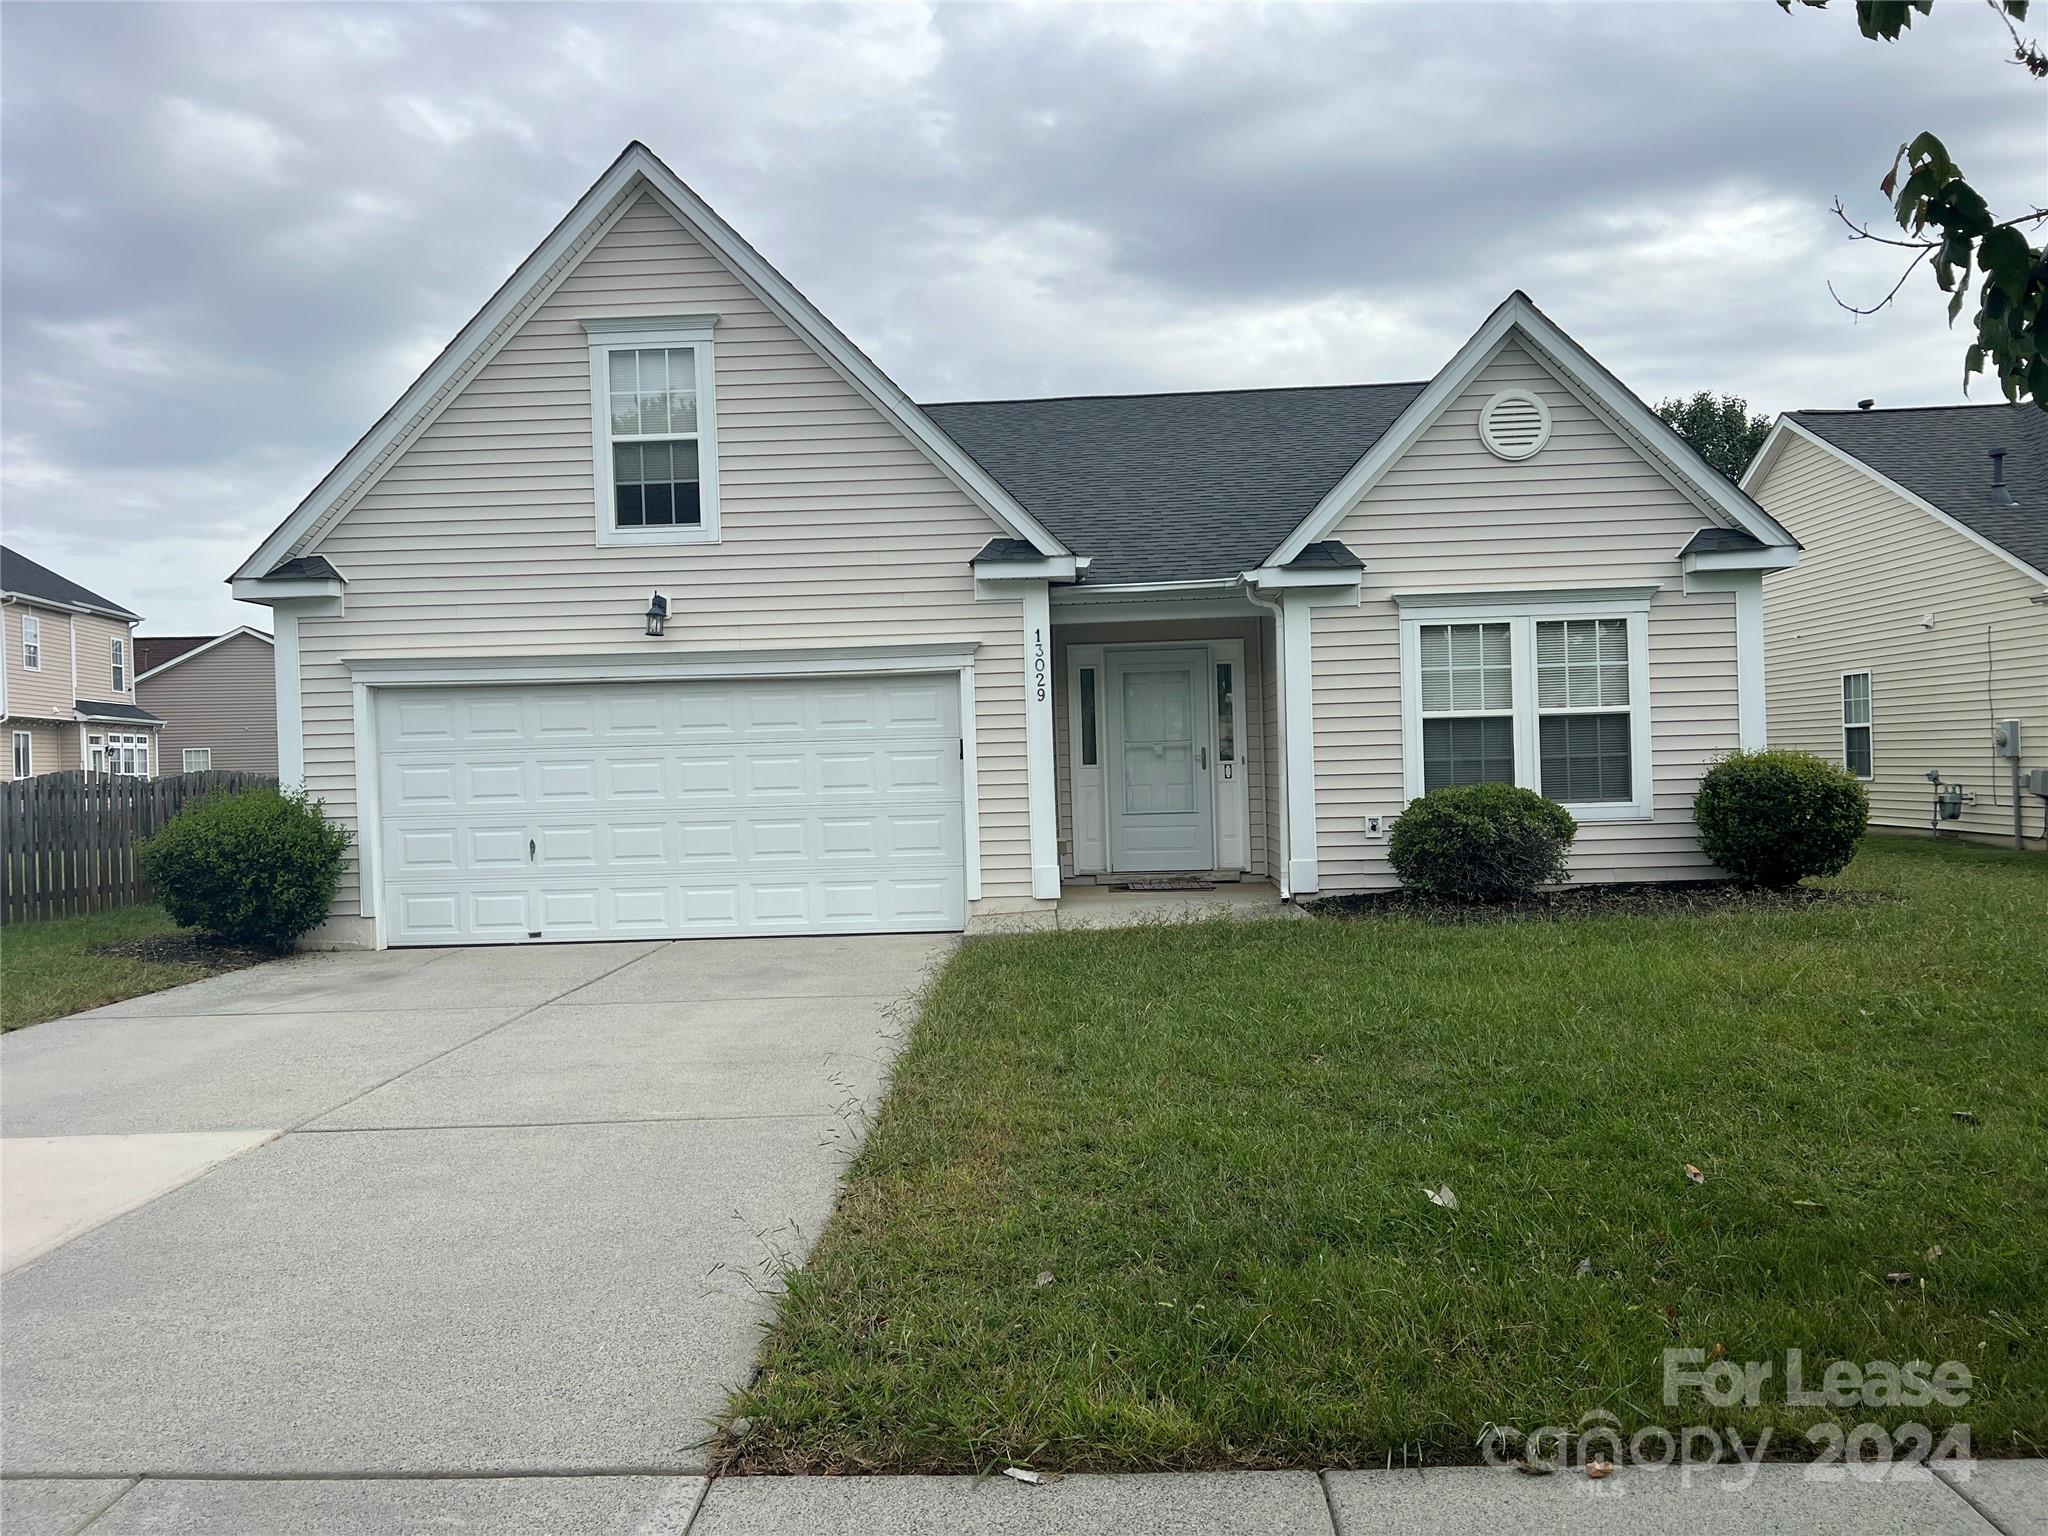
[1479,389,1551,461]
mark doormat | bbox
[1118,879,1215,892]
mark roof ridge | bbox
[1791,403,2024,416]
[921,380,1431,409]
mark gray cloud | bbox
[2,1,2041,633]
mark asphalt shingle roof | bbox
[1789,405,2048,577]
[134,636,214,673]
[0,544,140,620]
[923,383,1426,584]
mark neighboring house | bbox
[230,142,1798,949]
[1,545,163,782]
[135,627,278,774]
[1745,405,2047,849]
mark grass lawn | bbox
[726,835,2047,1472]
[0,905,247,1031]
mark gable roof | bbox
[0,545,141,621]
[1768,405,2047,579]
[135,626,273,682]
[926,384,1424,584]
[235,142,1067,584]
[1266,292,1799,569]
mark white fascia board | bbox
[1680,546,1801,575]
[1744,415,2048,586]
[344,642,980,688]
[972,555,1079,582]
[235,144,1068,584]
[1269,293,1799,568]
[1243,564,1361,591]
[134,625,274,684]
[0,590,140,623]
[231,576,345,607]
[1392,584,1660,619]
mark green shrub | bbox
[1693,749,1868,889]
[1387,783,1578,902]
[140,789,352,950]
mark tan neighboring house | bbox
[1745,406,2047,850]
[229,142,1799,950]
[135,628,278,774]
[1,545,163,781]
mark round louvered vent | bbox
[1479,389,1551,460]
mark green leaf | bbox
[1979,226,2033,292]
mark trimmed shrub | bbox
[1693,748,1868,889]
[1387,783,1578,902]
[140,788,352,950]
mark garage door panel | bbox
[377,675,965,944]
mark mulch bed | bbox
[87,933,277,973]
[1303,880,1877,925]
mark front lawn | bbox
[0,904,263,1031]
[726,835,2047,1471]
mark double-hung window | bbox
[111,637,125,692]
[20,614,40,671]
[585,317,720,547]
[183,747,212,773]
[1842,672,1872,779]
[1402,593,1653,820]
[11,730,30,779]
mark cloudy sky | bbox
[3,2,2041,635]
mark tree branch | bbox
[1828,245,1935,317]
[1987,0,2048,76]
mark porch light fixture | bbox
[644,592,669,637]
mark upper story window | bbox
[584,317,720,547]
[1400,592,1654,821]
[112,637,125,692]
[20,613,40,671]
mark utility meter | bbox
[1993,719,2023,759]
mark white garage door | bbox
[375,675,965,945]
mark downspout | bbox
[1242,578,1291,900]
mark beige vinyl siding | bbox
[71,611,140,706]
[140,632,278,774]
[1756,433,2048,844]
[295,192,1028,912]
[5,721,75,780]
[1311,339,1743,892]
[1052,618,1270,879]
[6,602,76,719]
[5,604,140,721]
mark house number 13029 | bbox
[1033,627,1048,703]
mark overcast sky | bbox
[3,2,2041,635]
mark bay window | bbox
[585,318,720,546]
[1401,593,1653,820]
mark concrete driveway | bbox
[0,934,951,1529]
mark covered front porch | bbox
[1049,589,1283,892]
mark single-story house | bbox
[1745,404,2046,849]
[135,627,279,775]
[230,142,1799,949]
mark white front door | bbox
[1106,647,1213,873]
[374,675,966,944]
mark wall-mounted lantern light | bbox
[645,592,669,638]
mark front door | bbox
[1106,647,1213,872]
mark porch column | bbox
[1021,580,1061,899]
[1279,592,1320,896]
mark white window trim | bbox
[1399,592,1655,822]
[12,729,30,778]
[21,613,41,671]
[105,731,152,778]
[1842,670,1874,781]
[585,318,721,547]
[112,636,125,692]
[183,747,213,773]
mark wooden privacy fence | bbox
[0,770,278,925]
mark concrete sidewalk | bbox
[4,1461,2041,1533]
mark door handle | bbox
[529,838,536,863]
[1197,746,1208,769]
